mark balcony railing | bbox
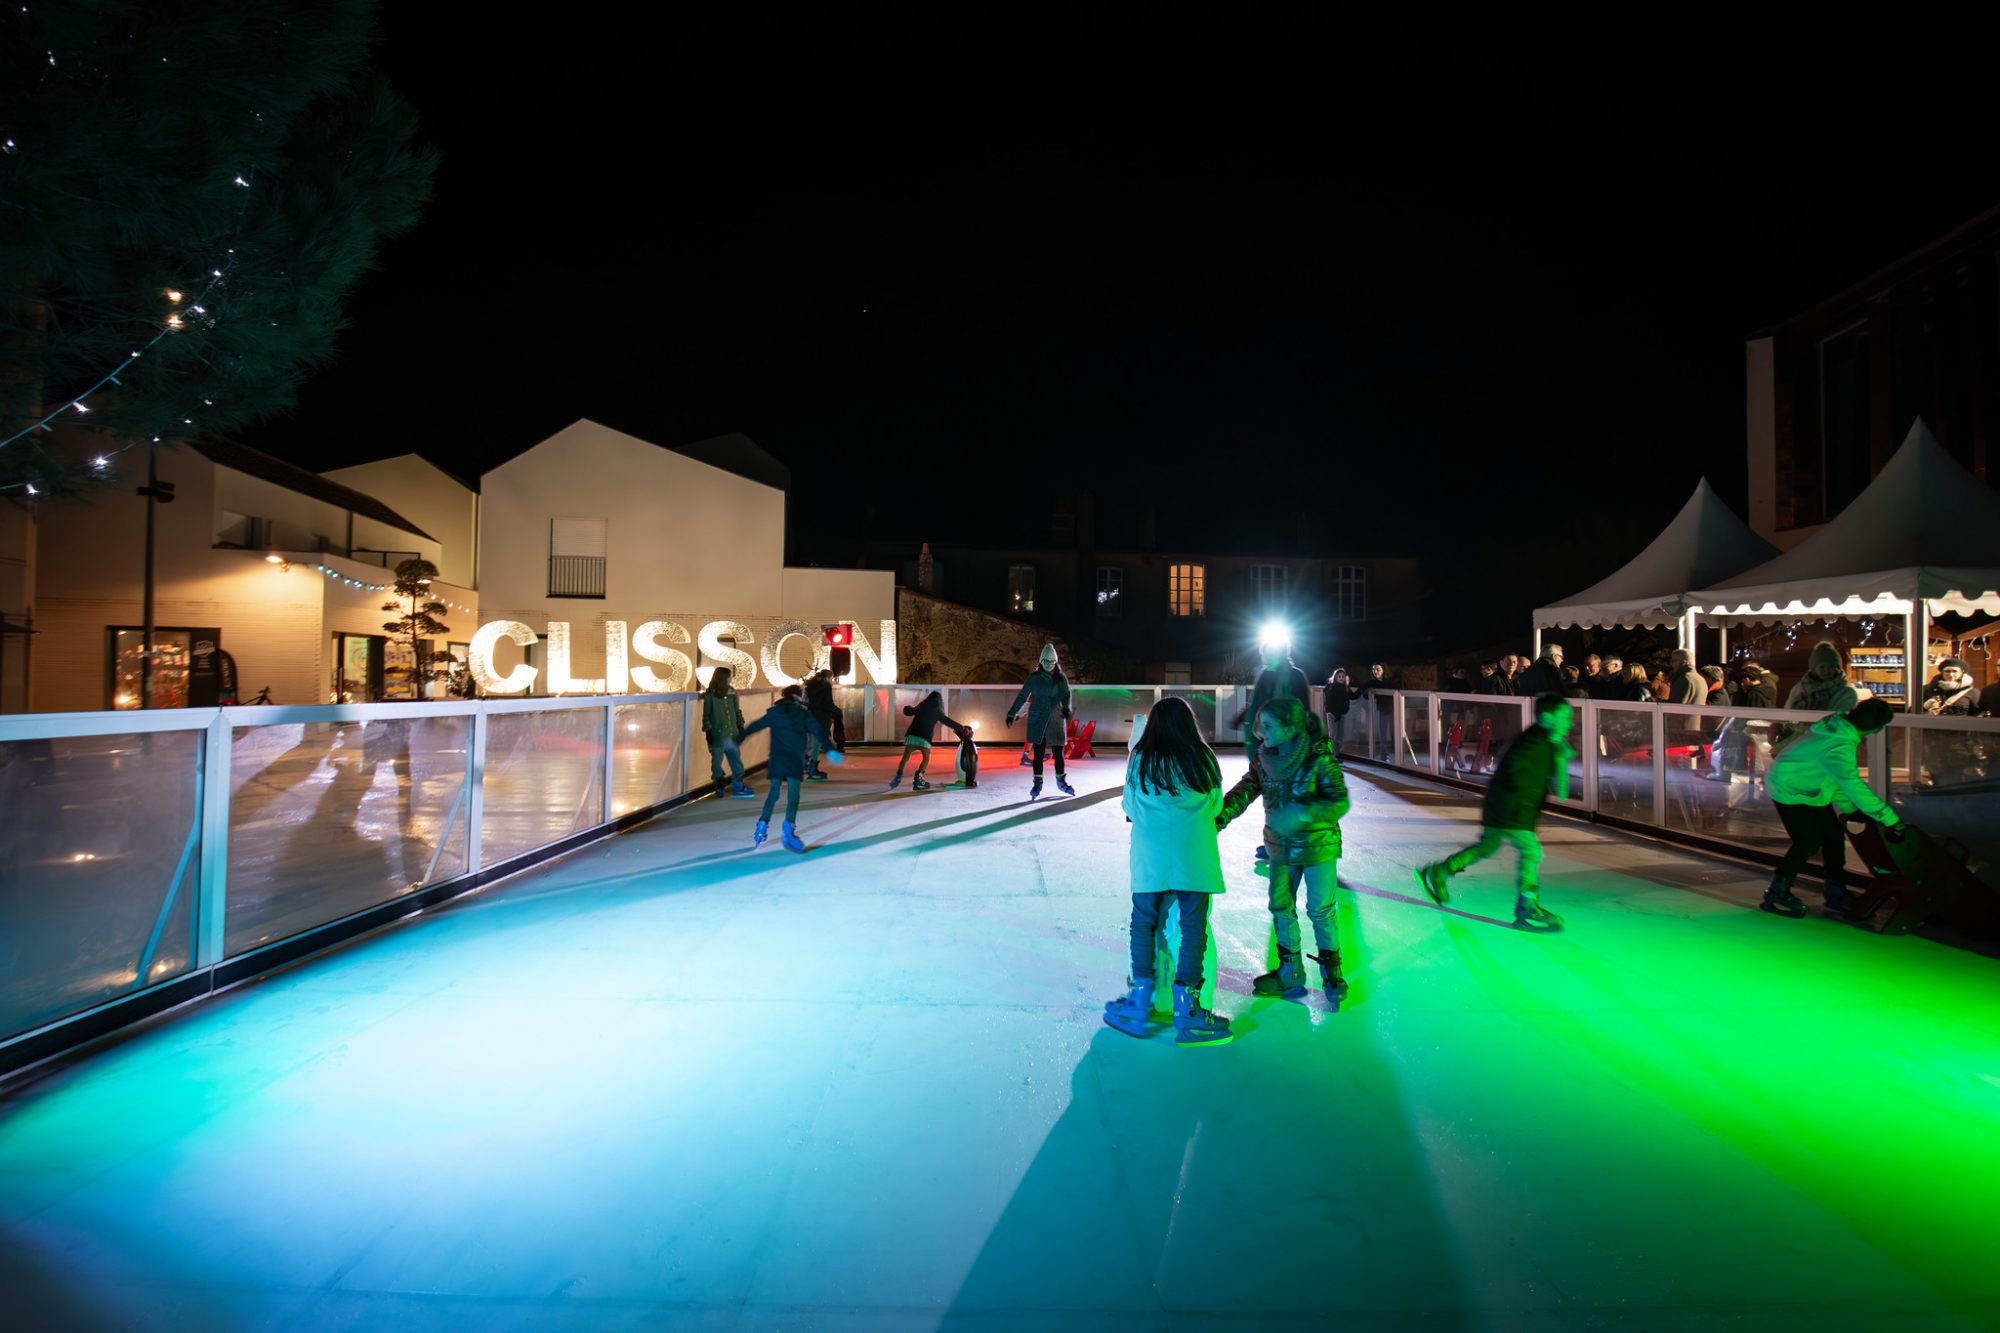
[548,554,607,598]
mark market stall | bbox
[1686,420,2000,708]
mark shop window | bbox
[1169,563,1205,617]
[1095,566,1122,617]
[1008,564,1036,615]
[108,626,225,708]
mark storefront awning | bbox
[1533,478,1777,628]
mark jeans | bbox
[707,734,745,786]
[760,776,802,824]
[1441,826,1543,893]
[1773,801,1848,898]
[1131,891,1211,988]
[1269,860,1339,956]
[1326,714,1346,752]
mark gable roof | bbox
[1535,479,1778,628]
[187,434,437,540]
[658,431,791,492]
[1688,420,2000,619]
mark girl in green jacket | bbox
[701,667,755,798]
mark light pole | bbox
[135,441,176,708]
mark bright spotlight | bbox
[1258,621,1291,651]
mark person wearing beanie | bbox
[1921,658,1983,785]
[1760,697,1902,917]
[1784,641,1859,715]
[1922,658,1978,716]
[1006,643,1075,798]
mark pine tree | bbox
[382,558,450,698]
[0,0,437,495]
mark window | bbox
[549,517,608,599]
[216,511,272,548]
[1007,564,1036,614]
[1331,565,1367,620]
[1251,564,1287,604]
[1095,566,1122,617]
[1169,563,1205,617]
[1164,661,1192,686]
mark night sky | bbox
[240,12,1999,645]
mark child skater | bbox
[701,666,756,798]
[1216,695,1353,1006]
[890,690,965,791]
[740,684,843,850]
[1413,693,1571,930]
[1104,695,1232,1047]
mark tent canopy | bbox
[1687,420,2000,621]
[1534,479,1778,628]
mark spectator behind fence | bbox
[1701,665,1730,705]
[1478,661,1508,695]
[1518,644,1564,696]
[1583,654,1603,689]
[1739,662,1777,708]
[1666,649,1705,705]
[1591,655,1626,700]
[1560,663,1589,699]
[1785,641,1859,715]
[1623,663,1659,703]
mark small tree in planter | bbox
[382,558,450,699]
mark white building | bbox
[25,434,476,712]
[468,420,894,693]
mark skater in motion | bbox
[1005,643,1074,798]
[1104,695,1231,1046]
[1414,693,1571,931]
[701,667,756,799]
[1216,695,1353,1005]
[889,690,966,791]
[1759,696,1901,917]
[803,668,845,781]
[740,683,842,850]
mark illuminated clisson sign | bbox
[467,618,896,695]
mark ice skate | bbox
[1822,886,1856,919]
[887,773,903,790]
[1513,896,1565,932]
[1251,946,1309,1000]
[1311,951,1349,1008]
[912,774,931,791]
[729,782,756,799]
[805,766,829,782]
[1172,983,1232,1048]
[1029,777,1043,800]
[1054,775,1075,796]
[780,821,805,853]
[1102,980,1167,1038]
[1414,863,1451,905]
[752,819,768,847]
[1759,874,1806,918]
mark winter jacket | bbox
[1517,657,1564,696]
[1006,667,1072,745]
[1478,672,1512,696]
[1785,643,1858,715]
[1481,724,1567,830]
[701,688,745,739]
[1766,713,1899,824]
[1122,753,1226,894]
[1323,681,1357,718]
[1237,662,1313,730]
[902,694,965,742]
[1217,736,1349,867]
[740,697,833,780]
[1667,667,1705,706]
[1740,678,1777,709]
[805,674,838,716]
[1923,679,1978,716]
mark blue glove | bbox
[825,750,847,767]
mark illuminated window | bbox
[1095,566,1122,617]
[1007,564,1036,614]
[1251,564,1287,604]
[1331,565,1367,620]
[1169,563,1205,617]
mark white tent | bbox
[1686,419,2000,704]
[1531,478,1777,653]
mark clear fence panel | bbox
[1592,702,1658,822]
[1068,686,1149,746]
[736,690,773,769]
[225,716,471,957]
[1402,695,1432,774]
[1654,709,1789,850]
[480,707,606,866]
[1214,686,1247,744]
[1887,719,1999,882]
[613,700,688,817]
[1,729,204,1041]
[942,686,1015,743]
[829,685,868,748]
[1162,688,1219,742]
[1365,694,1396,762]
[1436,697,1528,789]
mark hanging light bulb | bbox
[165,289,183,303]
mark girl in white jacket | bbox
[1104,696,1232,1047]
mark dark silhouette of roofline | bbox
[1751,201,2000,338]
[187,434,437,540]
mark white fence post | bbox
[466,706,488,871]
[1650,705,1667,827]
[195,710,232,968]
[1426,692,1440,774]
[601,700,617,822]
[1580,699,1599,814]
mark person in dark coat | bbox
[1517,644,1565,696]
[1323,667,1357,751]
[1414,694,1572,931]
[1476,661,1509,695]
[1701,664,1731,706]
[1589,655,1626,700]
[890,689,966,792]
[700,667,755,797]
[1006,643,1074,798]
[803,669,845,778]
[1739,663,1777,709]
[740,684,841,850]
[1356,663,1396,698]
[1234,637,1313,736]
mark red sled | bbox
[1020,717,1094,765]
[1840,816,1994,935]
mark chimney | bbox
[916,542,934,594]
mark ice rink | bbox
[3,749,1996,1331]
